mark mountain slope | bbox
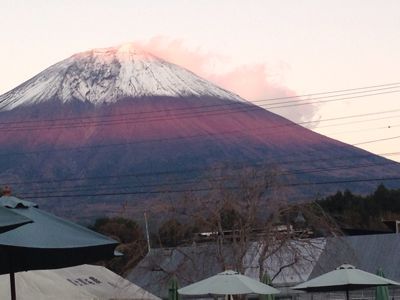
[0,44,399,219]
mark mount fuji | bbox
[0,44,399,219]
[0,44,243,110]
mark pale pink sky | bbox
[0,0,399,161]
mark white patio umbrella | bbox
[178,270,280,297]
[292,264,400,300]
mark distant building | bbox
[127,233,400,299]
[126,239,325,299]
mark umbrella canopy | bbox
[0,195,119,300]
[168,276,180,300]
[292,264,400,300]
[178,270,280,296]
[375,269,390,300]
[0,195,119,274]
[0,206,32,234]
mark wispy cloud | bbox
[134,36,317,123]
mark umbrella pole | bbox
[346,288,349,300]
[10,271,16,300]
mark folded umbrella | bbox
[375,268,390,300]
[168,276,180,300]
[259,273,275,300]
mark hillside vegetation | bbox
[317,184,400,230]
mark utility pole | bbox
[144,211,151,254]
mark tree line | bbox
[3,176,398,276]
[90,184,400,275]
[317,184,400,230]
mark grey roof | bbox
[127,233,400,299]
[244,239,325,286]
[127,239,325,298]
[311,233,400,282]
[126,244,227,298]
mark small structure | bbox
[382,220,400,233]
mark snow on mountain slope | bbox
[0,43,244,111]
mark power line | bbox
[266,89,400,110]
[19,176,400,199]
[4,150,400,187]
[1,82,400,126]
[0,109,399,159]
[323,123,400,136]
[1,87,400,132]
[262,85,400,107]
[286,176,400,187]
[315,114,400,130]
[1,82,399,198]
[252,81,400,102]
[354,135,400,145]
[16,160,397,196]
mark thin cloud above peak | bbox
[134,36,318,124]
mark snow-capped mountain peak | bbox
[75,43,157,61]
[0,43,243,111]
